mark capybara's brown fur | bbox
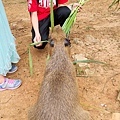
[28,27,91,120]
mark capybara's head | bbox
[48,26,71,57]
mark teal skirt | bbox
[0,0,20,76]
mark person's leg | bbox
[54,6,71,26]
[31,17,50,49]
[0,75,4,84]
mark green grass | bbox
[28,41,49,75]
[73,59,106,65]
[62,0,89,37]
[109,0,120,10]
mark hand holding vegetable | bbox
[33,34,42,47]
[62,0,89,37]
[67,3,82,11]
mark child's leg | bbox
[0,75,4,84]
[54,6,71,26]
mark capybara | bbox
[28,27,91,120]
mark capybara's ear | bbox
[64,38,71,47]
[49,39,54,47]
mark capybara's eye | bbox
[50,39,54,47]
[64,38,71,47]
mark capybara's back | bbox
[29,27,91,120]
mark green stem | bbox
[50,0,54,32]
[30,40,49,46]
[28,47,33,75]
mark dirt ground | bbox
[0,0,120,120]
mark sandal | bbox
[0,78,22,91]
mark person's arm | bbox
[31,11,42,46]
